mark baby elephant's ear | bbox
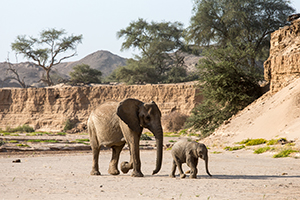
[117,98,144,133]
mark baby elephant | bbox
[170,139,212,179]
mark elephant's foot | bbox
[120,161,131,174]
[180,173,186,179]
[131,170,144,177]
[90,170,101,176]
[169,173,176,178]
[189,174,197,179]
[108,167,120,175]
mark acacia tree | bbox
[186,0,294,61]
[185,0,295,136]
[11,28,82,86]
[69,64,102,84]
[117,18,190,83]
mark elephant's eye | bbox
[145,115,151,121]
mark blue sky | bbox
[1,0,300,63]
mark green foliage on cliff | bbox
[185,0,295,137]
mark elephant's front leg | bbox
[130,135,143,177]
[187,157,198,179]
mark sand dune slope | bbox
[211,78,300,143]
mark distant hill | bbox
[0,50,201,88]
[0,50,127,88]
[53,50,127,77]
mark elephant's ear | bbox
[117,98,143,133]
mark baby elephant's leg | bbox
[169,160,177,178]
[187,157,198,179]
[173,156,186,178]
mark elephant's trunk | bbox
[205,154,212,177]
[152,127,163,175]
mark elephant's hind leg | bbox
[169,160,177,178]
[108,143,125,175]
[90,146,101,175]
[120,146,133,174]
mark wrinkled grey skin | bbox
[170,139,212,179]
[87,98,163,177]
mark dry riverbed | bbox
[1,135,300,200]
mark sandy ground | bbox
[1,148,300,200]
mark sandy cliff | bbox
[264,19,300,93]
[210,19,300,143]
[0,83,200,132]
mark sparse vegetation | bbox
[163,132,180,137]
[63,119,74,132]
[72,139,90,145]
[140,134,152,141]
[8,140,19,143]
[273,149,299,158]
[267,139,278,145]
[239,138,267,146]
[254,147,274,154]
[17,144,30,148]
[5,125,34,133]
[0,140,5,146]
[27,139,59,143]
[211,151,222,154]
[224,145,245,151]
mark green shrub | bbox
[17,144,30,148]
[239,138,267,146]
[7,125,35,133]
[41,140,59,143]
[8,140,19,143]
[27,139,42,143]
[163,132,180,137]
[140,134,152,140]
[254,147,274,154]
[224,145,245,151]
[273,149,298,158]
[56,132,66,136]
[0,132,11,136]
[63,119,74,131]
[72,139,90,145]
[267,139,278,145]
[267,138,288,145]
[212,151,222,154]
[0,140,6,146]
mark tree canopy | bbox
[186,0,294,60]
[115,18,195,84]
[11,28,82,86]
[185,0,295,136]
[69,64,102,84]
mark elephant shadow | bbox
[145,174,300,180]
[196,174,300,180]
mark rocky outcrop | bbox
[264,19,300,93]
[0,83,200,132]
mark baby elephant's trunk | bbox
[205,154,212,177]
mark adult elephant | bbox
[87,98,163,177]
